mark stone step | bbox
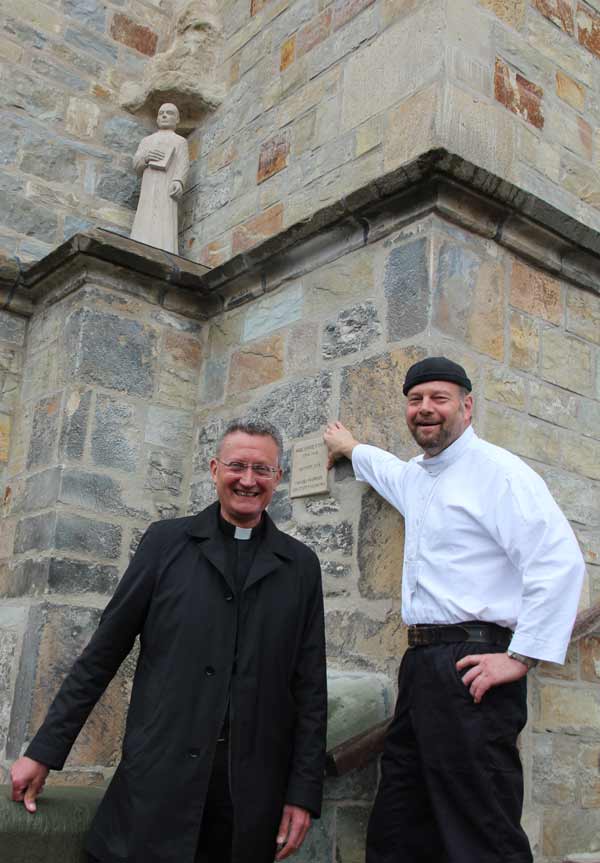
[564,854,600,863]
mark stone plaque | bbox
[290,436,329,498]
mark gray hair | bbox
[217,419,283,463]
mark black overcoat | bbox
[26,503,327,863]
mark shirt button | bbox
[188,749,200,758]
[205,666,215,676]
[225,592,234,602]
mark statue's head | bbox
[156,103,180,130]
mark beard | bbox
[409,421,457,456]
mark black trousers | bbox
[366,642,533,863]
[88,743,233,863]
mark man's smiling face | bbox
[210,431,282,527]
[405,380,473,458]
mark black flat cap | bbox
[403,357,472,395]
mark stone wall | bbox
[179,0,600,267]
[0,0,178,262]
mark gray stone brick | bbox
[267,487,292,523]
[21,135,79,185]
[65,309,157,396]
[27,396,61,470]
[189,479,217,514]
[91,395,140,472]
[30,57,88,93]
[47,558,119,594]
[55,512,122,559]
[60,468,134,517]
[323,302,382,359]
[384,237,430,340]
[95,166,139,209]
[14,512,56,554]
[65,26,118,64]
[2,190,59,239]
[193,418,225,474]
[64,0,106,32]
[145,450,184,495]
[0,171,23,194]
[200,358,227,405]
[0,127,20,167]
[22,467,62,513]
[248,372,332,439]
[64,216,95,240]
[4,68,64,122]
[0,311,27,346]
[103,116,152,155]
[290,521,353,556]
[4,17,47,50]
[1,559,50,598]
[59,389,92,460]
[145,406,194,451]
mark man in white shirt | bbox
[323,356,585,863]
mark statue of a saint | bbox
[130,103,190,254]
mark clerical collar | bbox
[218,511,263,541]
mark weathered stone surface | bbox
[95,166,139,209]
[145,450,184,496]
[556,70,585,110]
[110,13,158,56]
[577,2,600,59]
[478,0,525,26]
[535,684,600,733]
[0,311,26,346]
[257,132,290,184]
[561,431,600,480]
[326,609,406,671]
[91,395,141,473]
[2,187,59,239]
[267,487,293,523]
[340,347,425,455]
[542,807,600,857]
[483,367,526,410]
[335,805,371,863]
[3,67,65,122]
[103,116,151,156]
[65,309,157,397]
[66,97,101,139]
[193,417,225,474]
[0,559,49,598]
[529,380,578,430]
[228,334,284,393]
[384,237,429,341]
[541,329,594,396]
[322,302,381,359]
[434,242,504,360]
[325,762,377,800]
[243,283,303,343]
[580,636,600,682]
[145,405,194,451]
[509,310,539,372]
[60,468,139,518]
[158,330,203,409]
[533,0,574,32]
[0,412,10,463]
[46,559,120,599]
[200,358,227,404]
[64,0,106,32]
[30,604,129,766]
[54,513,121,559]
[383,84,438,171]
[232,204,284,255]
[294,804,335,863]
[291,521,353,556]
[59,389,92,461]
[249,372,331,439]
[305,248,375,316]
[567,288,600,345]
[494,58,544,129]
[188,478,217,513]
[510,260,562,325]
[358,489,404,600]
[14,512,56,554]
[531,732,578,805]
[20,134,79,185]
[22,467,61,513]
[27,395,61,470]
[305,496,340,516]
[484,404,560,465]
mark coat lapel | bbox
[244,513,293,592]
[186,502,234,592]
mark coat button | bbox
[188,749,200,758]
[225,592,234,602]
[205,665,215,676]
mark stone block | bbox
[494,58,544,129]
[484,404,561,465]
[327,608,406,671]
[0,413,9,463]
[290,521,353,556]
[110,13,158,56]
[0,124,20,167]
[91,395,140,473]
[22,467,62,513]
[58,390,91,462]
[95,166,139,208]
[322,302,381,360]
[483,367,526,410]
[542,807,600,858]
[60,468,139,518]
[145,405,194,451]
[358,489,404,600]
[478,0,525,26]
[145,450,184,496]
[242,283,303,342]
[158,330,203,409]
[47,558,119,595]
[257,132,290,184]
[580,636,600,683]
[286,322,319,376]
[535,684,600,733]
[561,431,600,480]
[335,806,371,863]
[531,732,578,805]
[327,670,392,749]
[0,559,50,598]
[577,2,600,60]
[103,115,151,155]
[333,0,375,30]
[2,188,59,240]
[298,9,332,56]
[31,56,89,94]
[561,155,600,208]
[266,487,293,523]
[232,203,284,254]
[248,371,331,439]
[509,310,539,372]
[537,463,599,525]
[27,396,61,470]
[65,309,157,397]
[66,98,101,139]
[579,399,600,441]
[200,358,227,404]
[541,329,594,396]
[340,347,425,455]
[383,84,438,171]
[228,334,284,393]
[567,288,600,346]
[14,512,56,554]
[30,604,129,767]
[384,237,430,340]
[305,248,375,317]
[510,260,562,325]
[54,513,122,559]
[556,70,585,110]
[21,134,80,185]
[193,418,225,475]
[0,311,26,346]
[434,242,505,360]
[533,0,574,33]
[3,67,64,123]
[528,380,578,430]
[64,0,107,32]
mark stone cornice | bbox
[17,149,600,317]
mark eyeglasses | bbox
[215,459,279,478]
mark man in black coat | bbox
[11,419,327,863]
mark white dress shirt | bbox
[352,426,585,663]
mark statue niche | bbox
[120,0,224,132]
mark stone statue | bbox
[130,103,189,254]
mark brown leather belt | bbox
[408,622,512,648]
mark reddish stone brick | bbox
[298,10,332,56]
[533,0,574,34]
[494,58,544,129]
[110,13,158,56]
[232,204,284,254]
[257,132,290,184]
[228,335,284,393]
[333,0,376,31]
[280,35,296,72]
[200,239,230,268]
[578,3,600,59]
